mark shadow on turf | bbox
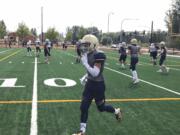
[128,82,141,89]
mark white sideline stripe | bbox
[105,67,180,96]
[67,53,76,58]
[65,52,180,95]
[169,67,180,71]
[0,49,12,54]
[30,57,38,135]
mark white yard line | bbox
[30,57,38,135]
[0,49,12,54]
[105,67,180,96]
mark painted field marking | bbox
[0,98,180,104]
[167,65,180,67]
[0,50,21,62]
[168,67,180,71]
[105,67,180,96]
[30,57,38,135]
[0,49,12,54]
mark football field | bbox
[0,47,180,135]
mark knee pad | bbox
[97,100,105,112]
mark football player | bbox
[149,43,158,66]
[35,38,41,57]
[119,42,127,69]
[44,39,51,64]
[128,38,141,84]
[157,41,169,73]
[26,40,32,56]
[75,40,81,63]
[72,34,122,135]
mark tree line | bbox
[0,0,179,49]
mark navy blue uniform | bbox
[35,40,41,53]
[119,46,127,62]
[128,44,140,71]
[76,42,81,57]
[44,41,51,57]
[80,50,115,123]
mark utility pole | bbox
[107,12,114,33]
[41,6,44,44]
[150,21,153,43]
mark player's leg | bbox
[73,81,93,135]
[131,57,139,84]
[94,81,122,121]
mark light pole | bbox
[107,12,114,33]
[41,6,44,44]
[120,18,139,42]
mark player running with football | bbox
[73,34,122,135]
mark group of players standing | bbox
[25,38,52,64]
[118,39,169,83]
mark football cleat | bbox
[157,69,162,72]
[72,131,85,135]
[133,79,140,84]
[166,67,170,73]
[115,108,122,122]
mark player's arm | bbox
[81,54,100,77]
[127,45,131,55]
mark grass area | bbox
[0,47,179,135]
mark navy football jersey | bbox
[128,44,140,58]
[87,50,106,82]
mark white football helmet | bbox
[45,39,49,42]
[160,41,165,46]
[80,34,99,53]
[130,38,137,44]
[122,42,126,47]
